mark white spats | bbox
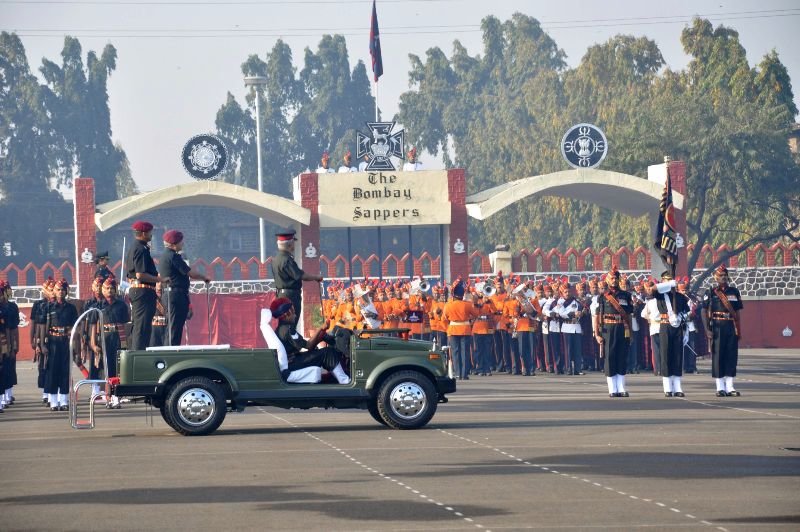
[332,363,351,385]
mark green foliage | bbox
[396,14,800,283]
[215,36,375,197]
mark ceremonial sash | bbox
[603,292,630,333]
[713,287,740,337]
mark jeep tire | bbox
[164,376,227,436]
[376,370,437,429]
[367,401,389,427]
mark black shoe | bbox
[575,371,585,376]
[486,372,492,376]
[665,392,673,397]
[716,390,728,397]
[60,405,68,411]
[462,376,469,380]
[548,369,555,373]
[513,371,522,375]
[619,391,630,397]
[674,392,685,398]
[42,398,49,405]
[50,406,59,412]
[728,390,741,397]
[609,393,618,398]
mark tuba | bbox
[475,281,496,298]
[352,284,382,329]
[512,283,536,316]
[409,278,431,295]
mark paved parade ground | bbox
[1,349,798,531]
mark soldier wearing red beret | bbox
[125,220,164,350]
[159,229,210,346]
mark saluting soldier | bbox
[593,267,633,397]
[159,230,210,346]
[702,265,744,397]
[125,220,164,350]
[44,279,78,411]
[271,228,323,328]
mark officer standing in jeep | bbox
[271,228,323,327]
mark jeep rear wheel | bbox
[164,376,226,436]
[376,370,437,429]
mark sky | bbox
[2,0,799,195]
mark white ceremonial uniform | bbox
[539,297,549,337]
[403,161,423,171]
[557,298,583,334]
[338,165,357,173]
[316,166,335,174]
[358,161,369,171]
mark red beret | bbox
[132,220,153,232]
[163,229,184,245]
[269,297,294,318]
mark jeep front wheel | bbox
[164,376,227,436]
[376,370,437,429]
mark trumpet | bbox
[475,281,497,297]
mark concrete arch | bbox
[94,180,310,231]
[465,168,684,221]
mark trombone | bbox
[474,280,496,298]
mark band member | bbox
[94,251,113,282]
[125,220,163,350]
[593,267,632,397]
[0,281,20,411]
[272,298,350,384]
[338,150,357,173]
[93,276,130,408]
[543,283,564,373]
[641,279,662,375]
[443,280,478,380]
[702,265,744,397]
[429,286,448,349]
[44,279,78,411]
[271,227,324,328]
[31,278,54,403]
[557,282,584,376]
[471,292,496,376]
[159,230,211,346]
[656,273,690,397]
[316,150,335,174]
[490,273,510,372]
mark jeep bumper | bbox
[114,384,166,398]
[435,376,457,396]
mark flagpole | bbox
[375,80,379,121]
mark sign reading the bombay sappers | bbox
[317,170,451,227]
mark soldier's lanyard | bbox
[714,287,740,336]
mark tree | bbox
[40,37,121,204]
[0,32,67,263]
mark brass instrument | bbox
[409,279,431,295]
[352,284,382,329]
[475,281,497,297]
[512,283,536,316]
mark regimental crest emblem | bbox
[356,121,405,171]
[181,134,228,180]
[560,123,608,169]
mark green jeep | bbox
[75,331,455,436]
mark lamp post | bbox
[244,75,268,263]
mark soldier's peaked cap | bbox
[276,227,297,241]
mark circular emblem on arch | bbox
[560,123,608,169]
[181,134,228,180]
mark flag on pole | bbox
[654,163,678,275]
[369,0,383,82]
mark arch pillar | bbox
[445,168,469,283]
[73,177,97,299]
[297,172,321,337]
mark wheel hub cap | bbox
[389,382,426,420]
[177,388,215,426]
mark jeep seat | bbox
[259,309,321,384]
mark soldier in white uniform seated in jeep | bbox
[271,298,351,384]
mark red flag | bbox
[369,0,383,82]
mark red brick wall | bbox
[73,178,97,300]
[298,172,321,337]
[448,168,468,282]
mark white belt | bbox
[449,320,471,326]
